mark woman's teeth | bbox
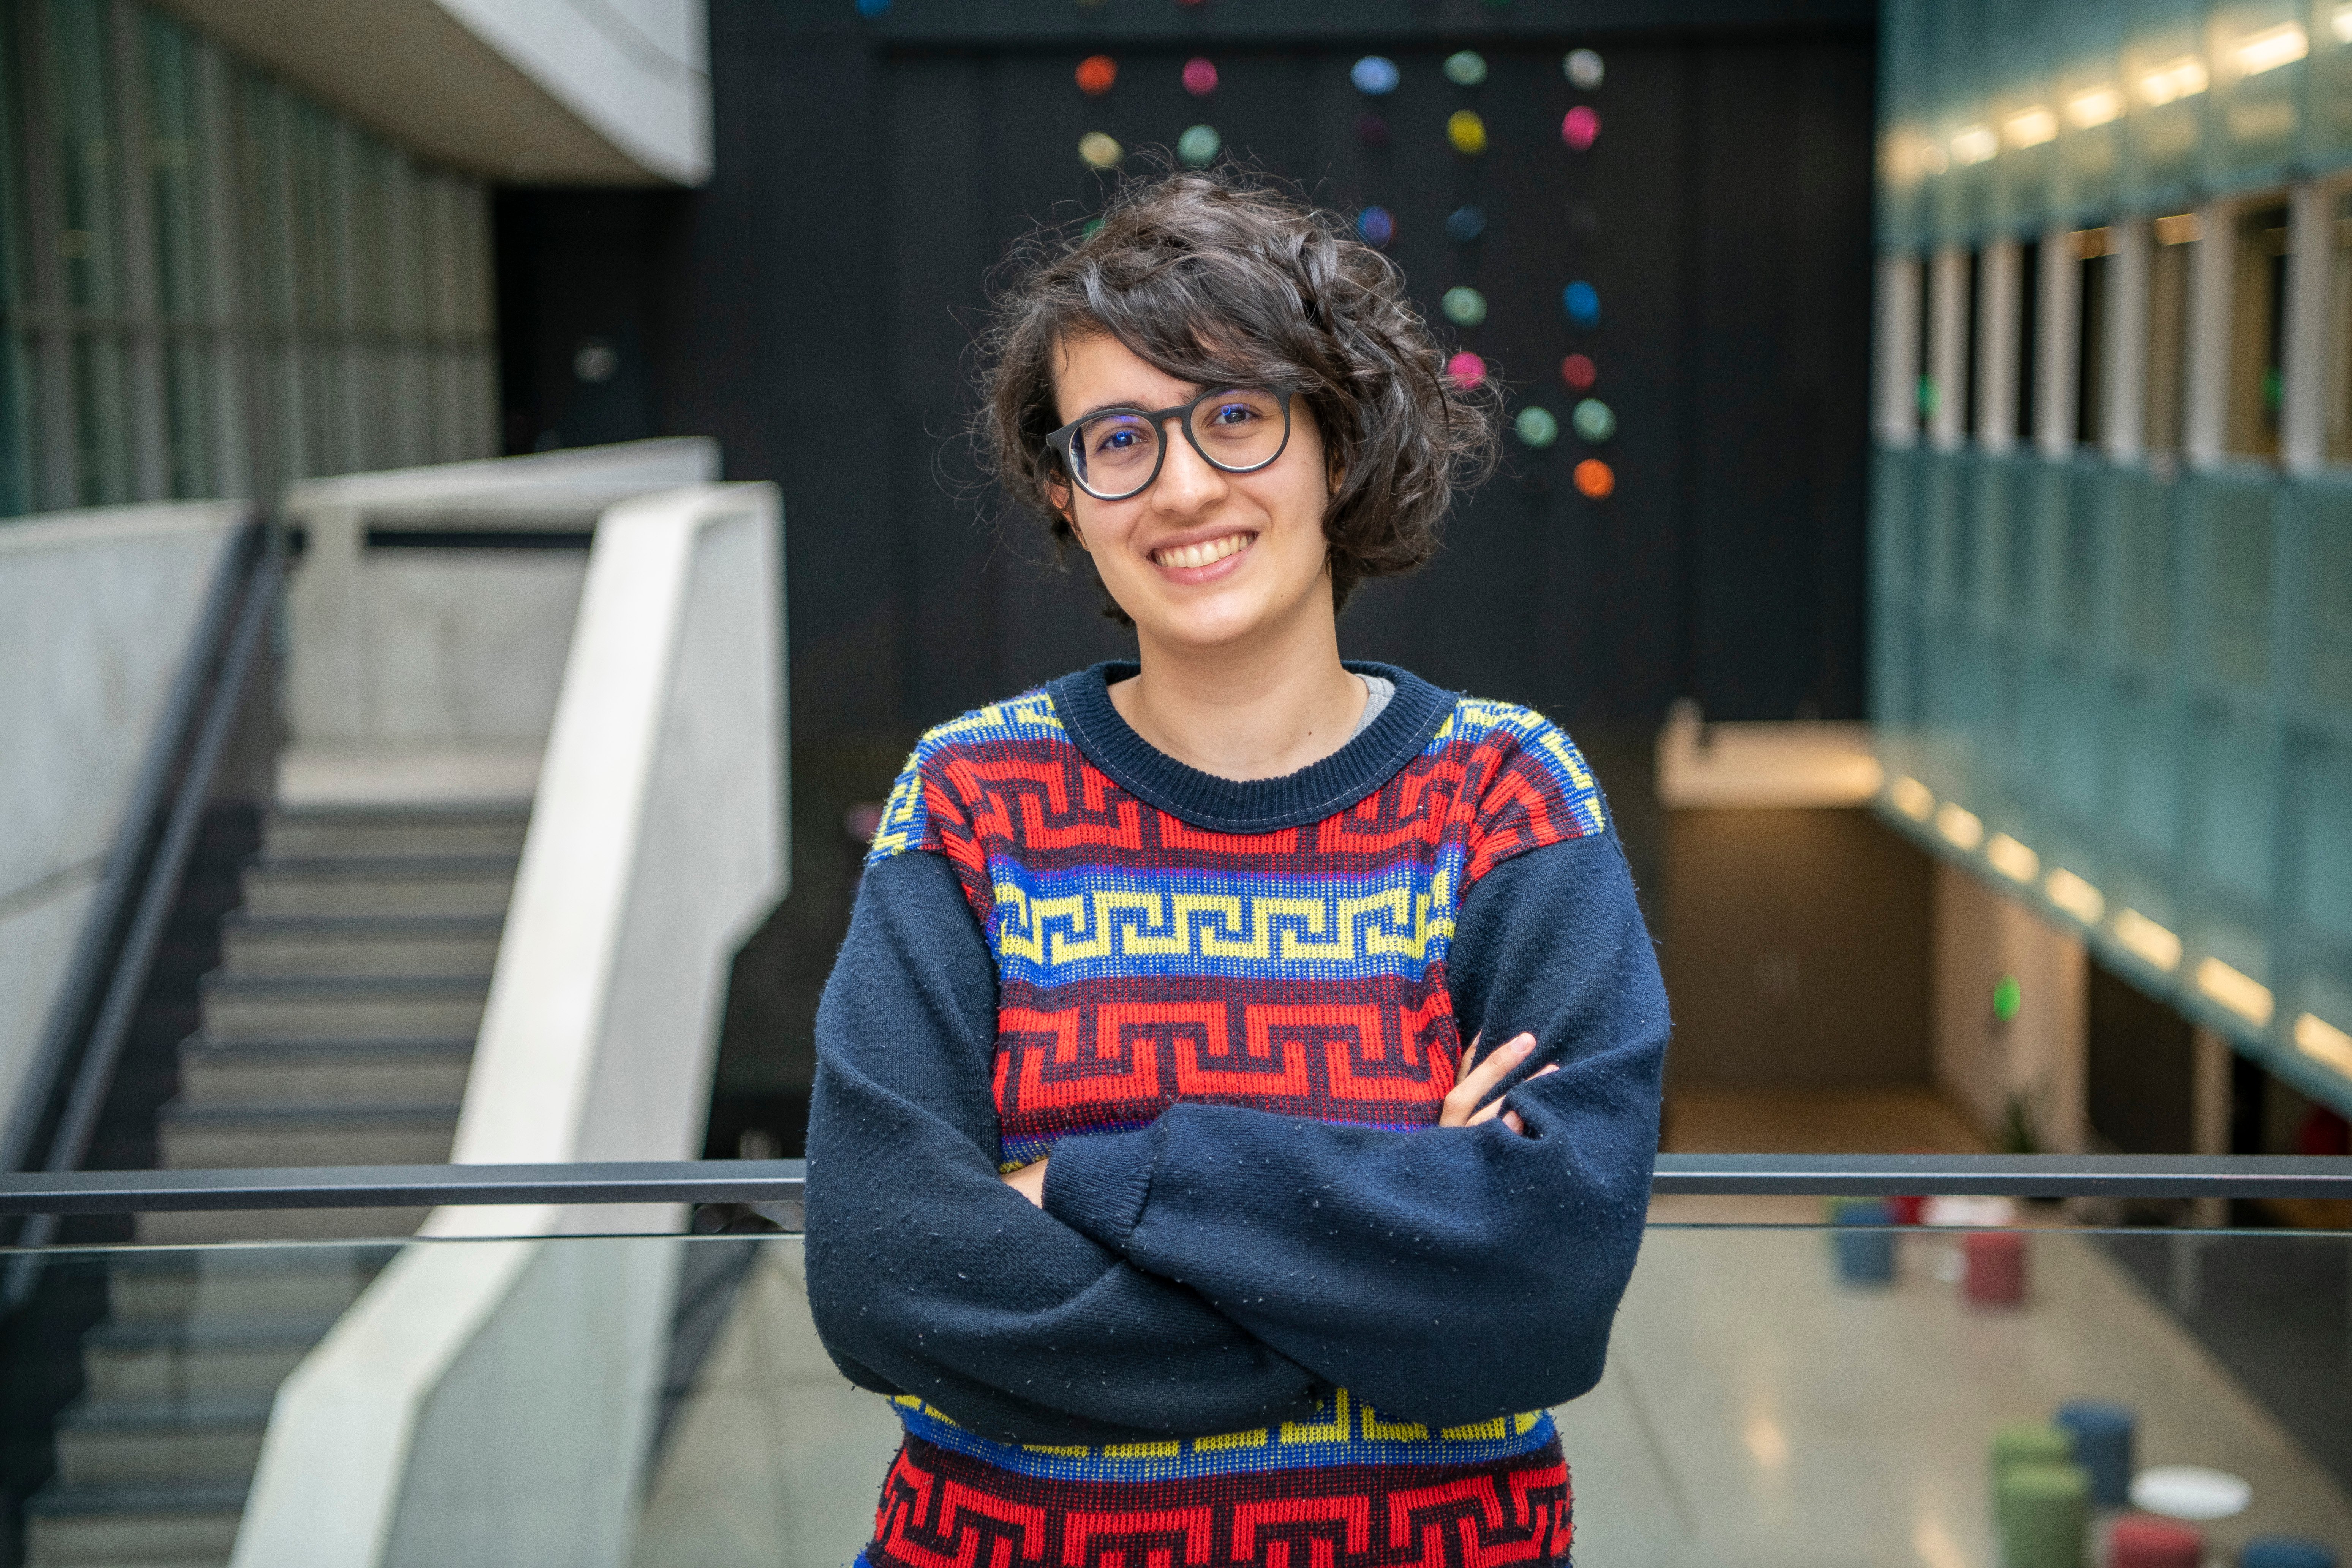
[1155,534,1253,570]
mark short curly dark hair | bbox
[973,163,1500,617]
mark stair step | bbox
[262,803,528,859]
[196,975,487,1042]
[106,1249,394,1326]
[81,1318,338,1403]
[238,857,516,919]
[177,1036,474,1108]
[55,1398,274,1489]
[156,1101,460,1170]
[218,914,502,979]
[23,1481,243,1565]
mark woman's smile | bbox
[1150,530,1258,577]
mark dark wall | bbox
[493,0,1879,1151]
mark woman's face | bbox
[1047,331,1334,656]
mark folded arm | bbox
[803,849,1323,1446]
[1039,832,1669,1427]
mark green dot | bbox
[1992,974,2022,1025]
[1443,51,1488,87]
[1177,124,1222,167]
[1515,407,1560,449]
[1571,398,1615,442]
[1440,287,1487,327]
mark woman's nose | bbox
[1152,422,1227,511]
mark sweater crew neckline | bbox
[1045,660,1454,834]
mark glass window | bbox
[140,13,205,321]
[44,0,120,316]
[2145,212,2201,460]
[1914,259,1933,430]
[70,332,127,504]
[2228,201,2290,459]
[2327,189,2352,467]
[160,336,207,497]
[1962,247,1982,435]
[2074,226,2113,446]
[2014,236,2039,441]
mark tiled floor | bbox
[632,1230,2352,1568]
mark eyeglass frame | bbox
[1044,383,1298,502]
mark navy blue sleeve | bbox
[1039,830,1668,1427]
[803,849,1324,1446]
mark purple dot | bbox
[1182,57,1218,96]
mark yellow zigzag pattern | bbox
[869,694,1066,858]
[991,875,1458,971]
[891,1391,1542,1460]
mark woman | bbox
[807,167,1667,1568]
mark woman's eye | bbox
[1211,404,1255,425]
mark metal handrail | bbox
[1,523,275,1266]
[0,1155,2345,1224]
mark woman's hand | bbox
[1002,1158,1048,1207]
[1440,1033,1558,1135]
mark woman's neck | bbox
[1108,590,1365,782]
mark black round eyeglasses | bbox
[1045,384,1296,502]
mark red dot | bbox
[1561,353,1597,390]
[1573,458,1615,499]
[1075,55,1117,95]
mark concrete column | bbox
[1930,244,1971,451]
[2104,219,2150,462]
[1933,864,2090,1151]
[2036,227,2081,458]
[2184,199,2237,470]
[2280,179,2330,475]
[1977,237,2022,453]
[1875,252,1922,446]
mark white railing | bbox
[232,481,787,1567]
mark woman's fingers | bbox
[1440,1032,1536,1126]
[1461,1060,1560,1132]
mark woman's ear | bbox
[1046,478,1087,550]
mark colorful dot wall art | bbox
[1358,207,1395,247]
[1447,111,1487,156]
[1075,55,1117,95]
[1441,287,1487,327]
[1442,50,1487,87]
[1563,280,1600,327]
[1515,407,1560,449]
[1443,205,1486,243]
[1177,124,1221,166]
[1078,133,1124,169]
[1561,353,1596,390]
[1355,113,1389,147]
[1564,49,1604,89]
[1573,458,1615,499]
[1182,57,1218,96]
[1445,352,1486,390]
[1572,399,1615,443]
[1561,106,1600,151]
[1350,55,1399,95]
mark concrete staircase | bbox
[25,803,523,1567]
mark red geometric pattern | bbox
[866,1437,1572,1568]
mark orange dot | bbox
[1573,459,1615,499]
[1076,55,1118,95]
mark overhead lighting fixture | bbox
[2195,958,2273,1027]
[1987,833,2041,883]
[2153,212,2204,245]
[2140,55,2210,106]
[2066,85,2125,128]
[1890,776,1935,821]
[1949,124,2000,165]
[2296,1011,2352,1076]
[2004,107,2058,148]
[2113,908,2182,972]
[2045,868,2105,925]
[1936,801,1985,850]
[2072,226,2118,259]
[2336,4,2352,46]
[1918,141,1950,176]
[2233,22,2309,76]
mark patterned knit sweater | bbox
[807,662,1668,1568]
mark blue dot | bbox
[1443,205,1487,243]
[1358,207,1395,247]
[1563,280,1600,326]
[1351,56,1400,95]
[855,0,890,14]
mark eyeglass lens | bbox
[1069,387,1288,499]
